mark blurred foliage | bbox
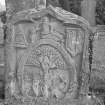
[96,0,105,25]
[47,0,60,7]
[59,0,82,15]
[48,0,82,15]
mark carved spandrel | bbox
[66,28,84,57]
[21,23,36,44]
[13,22,39,47]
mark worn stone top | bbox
[8,5,90,29]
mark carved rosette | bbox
[5,5,90,105]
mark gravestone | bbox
[89,25,105,104]
[5,0,91,105]
[91,26,105,90]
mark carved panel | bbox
[93,30,105,72]
[19,43,76,100]
[91,26,105,89]
[5,4,90,105]
[12,22,39,48]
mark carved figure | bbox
[5,1,91,105]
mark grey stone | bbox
[4,0,96,105]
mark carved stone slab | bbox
[5,3,90,105]
[91,26,105,89]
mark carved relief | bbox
[93,30,105,72]
[91,26,105,88]
[5,3,90,105]
[66,28,84,56]
[16,40,77,101]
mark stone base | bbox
[1,95,103,105]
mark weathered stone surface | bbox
[0,47,4,65]
[0,19,4,44]
[0,15,5,100]
[81,0,96,26]
[89,25,105,104]
[5,0,91,105]
[91,25,105,89]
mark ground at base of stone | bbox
[0,97,103,105]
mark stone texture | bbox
[81,0,96,26]
[1,0,102,105]
[6,0,35,15]
[0,17,5,100]
[4,1,91,104]
[0,1,104,105]
[91,25,105,90]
